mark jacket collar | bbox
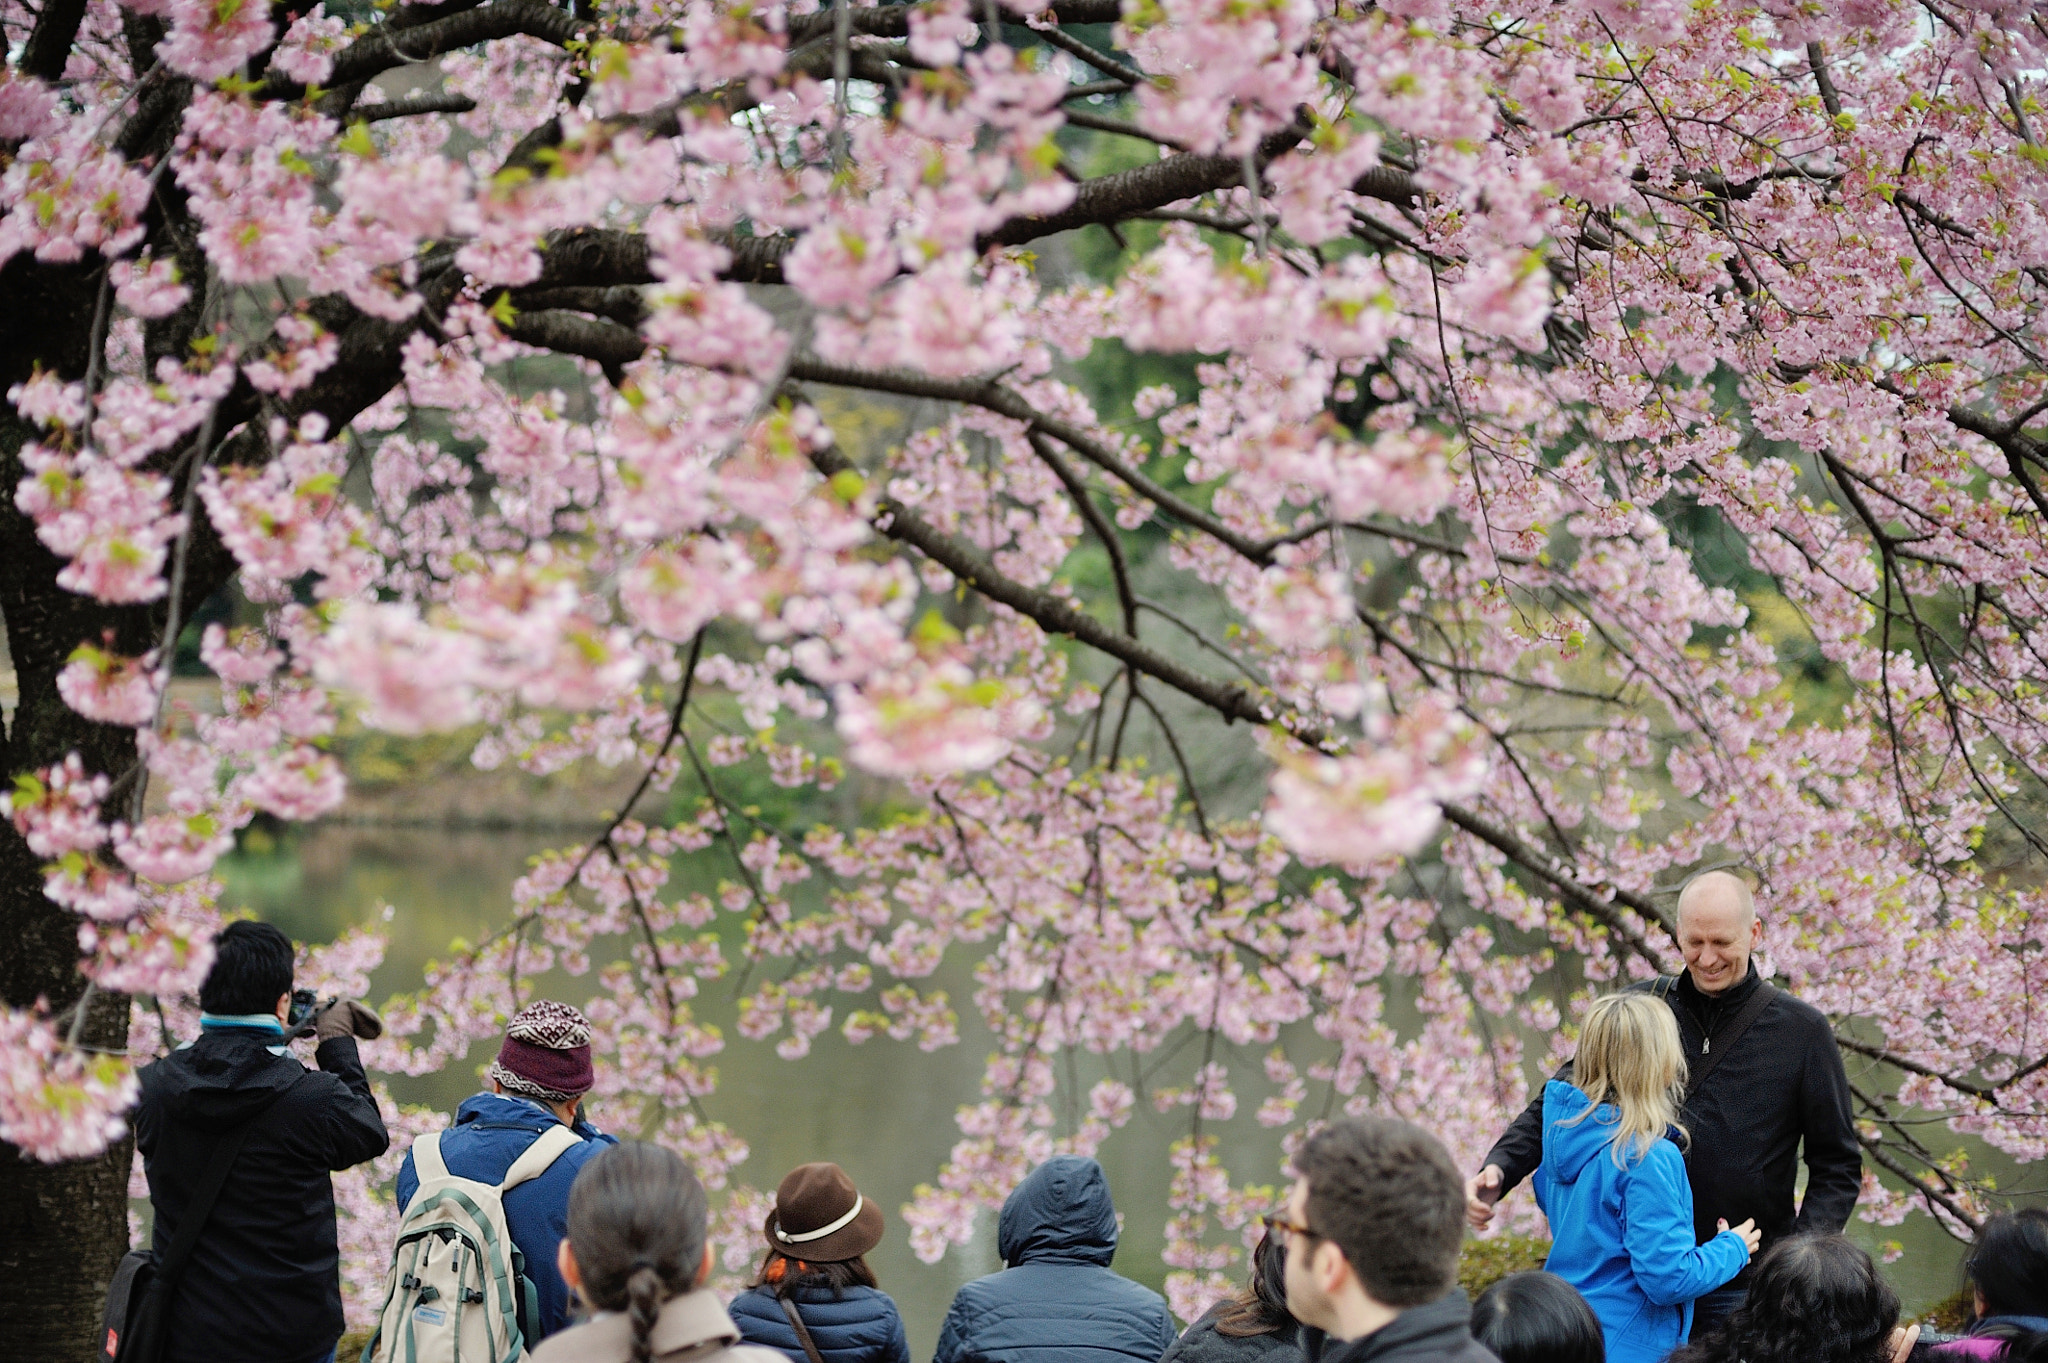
[1674,961,1761,1015]
[454,1089,601,1139]
[570,1288,746,1360]
[1321,1291,1479,1363]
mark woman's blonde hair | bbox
[1566,992,1688,1165]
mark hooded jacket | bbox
[933,1155,1177,1363]
[728,1282,912,1363]
[1314,1290,1496,1363]
[1485,968,1859,1286]
[134,1026,390,1363]
[394,1090,619,1339]
[1534,1080,1748,1363]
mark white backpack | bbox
[362,1124,583,1363]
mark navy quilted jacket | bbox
[933,1155,1177,1363]
[729,1283,912,1363]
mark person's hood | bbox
[997,1154,1119,1267]
[453,1089,602,1138]
[1326,1290,1478,1363]
[1541,1079,1618,1184]
[150,1029,305,1133]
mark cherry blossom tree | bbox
[4,0,2048,1351]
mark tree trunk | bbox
[0,255,150,1363]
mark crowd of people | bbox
[116,874,2048,1363]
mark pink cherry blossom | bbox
[55,641,162,727]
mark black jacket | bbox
[1483,967,1860,1282]
[933,1155,1177,1363]
[1312,1291,1497,1363]
[134,1026,390,1363]
[1160,1301,1306,1363]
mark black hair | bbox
[198,920,295,1016]
[1292,1115,1465,1307]
[1967,1210,2048,1322]
[566,1142,710,1363]
[1472,1272,1606,1363]
[1669,1235,1898,1363]
[754,1249,879,1300]
[1214,1231,1295,1337]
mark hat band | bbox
[776,1194,864,1245]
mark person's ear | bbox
[693,1242,715,1289]
[559,1239,583,1294]
[1314,1238,1347,1296]
[275,992,292,1023]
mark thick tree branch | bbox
[786,0,1123,45]
[357,91,480,122]
[21,0,89,81]
[980,117,1313,248]
[260,0,586,100]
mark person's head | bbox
[1214,1231,1295,1338]
[1683,1235,1898,1363]
[1965,1209,2048,1321]
[1472,1272,1605,1363]
[1676,871,1761,995]
[198,920,295,1018]
[1281,1115,1465,1340]
[489,1000,594,1124]
[756,1162,885,1298]
[1569,992,1687,1164]
[559,1142,711,1363]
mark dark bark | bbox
[0,248,147,1362]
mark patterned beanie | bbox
[488,1001,594,1102]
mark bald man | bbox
[1464,871,1860,1338]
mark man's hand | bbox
[1716,1217,1762,1256]
[313,999,385,1043]
[1466,1165,1504,1230]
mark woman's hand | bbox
[1715,1217,1762,1256]
[1889,1324,1922,1363]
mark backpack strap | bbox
[411,1130,449,1184]
[501,1123,583,1191]
[779,1294,829,1363]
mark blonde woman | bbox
[1535,993,1761,1363]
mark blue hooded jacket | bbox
[394,1091,618,1340]
[934,1155,1177,1363]
[1535,1080,1749,1363]
[729,1282,912,1363]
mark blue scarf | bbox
[199,1011,285,1035]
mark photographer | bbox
[134,920,389,1363]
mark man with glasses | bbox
[1266,1116,1498,1363]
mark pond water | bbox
[222,824,1985,1355]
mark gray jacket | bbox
[531,1288,788,1363]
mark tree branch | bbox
[803,436,1328,748]
[1440,804,1673,965]
[261,0,586,100]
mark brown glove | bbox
[313,999,385,1042]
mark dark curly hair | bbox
[1669,1236,1898,1363]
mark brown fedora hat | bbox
[763,1162,885,1263]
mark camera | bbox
[286,988,327,1038]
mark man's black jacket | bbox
[1482,966,1860,1283]
[134,1026,390,1363]
[1310,1290,1499,1363]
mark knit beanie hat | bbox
[488,1001,595,1102]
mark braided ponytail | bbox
[564,1143,712,1357]
[625,1265,665,1363]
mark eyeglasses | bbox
[1260,1212,1321,1249]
